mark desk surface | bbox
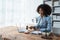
[0,26,60,40]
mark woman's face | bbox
[39,8,44,17]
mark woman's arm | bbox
[46,16,52,32]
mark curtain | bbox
[0,0,43,28]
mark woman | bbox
[25,4,52,35]
[35,4,52,32]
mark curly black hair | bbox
[37,4,52,17]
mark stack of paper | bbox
[30,31,42,35]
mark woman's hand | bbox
[25,26,35,34]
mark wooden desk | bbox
[2,32,60,40]
[2,33,47,40]
[0,26,60,40]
